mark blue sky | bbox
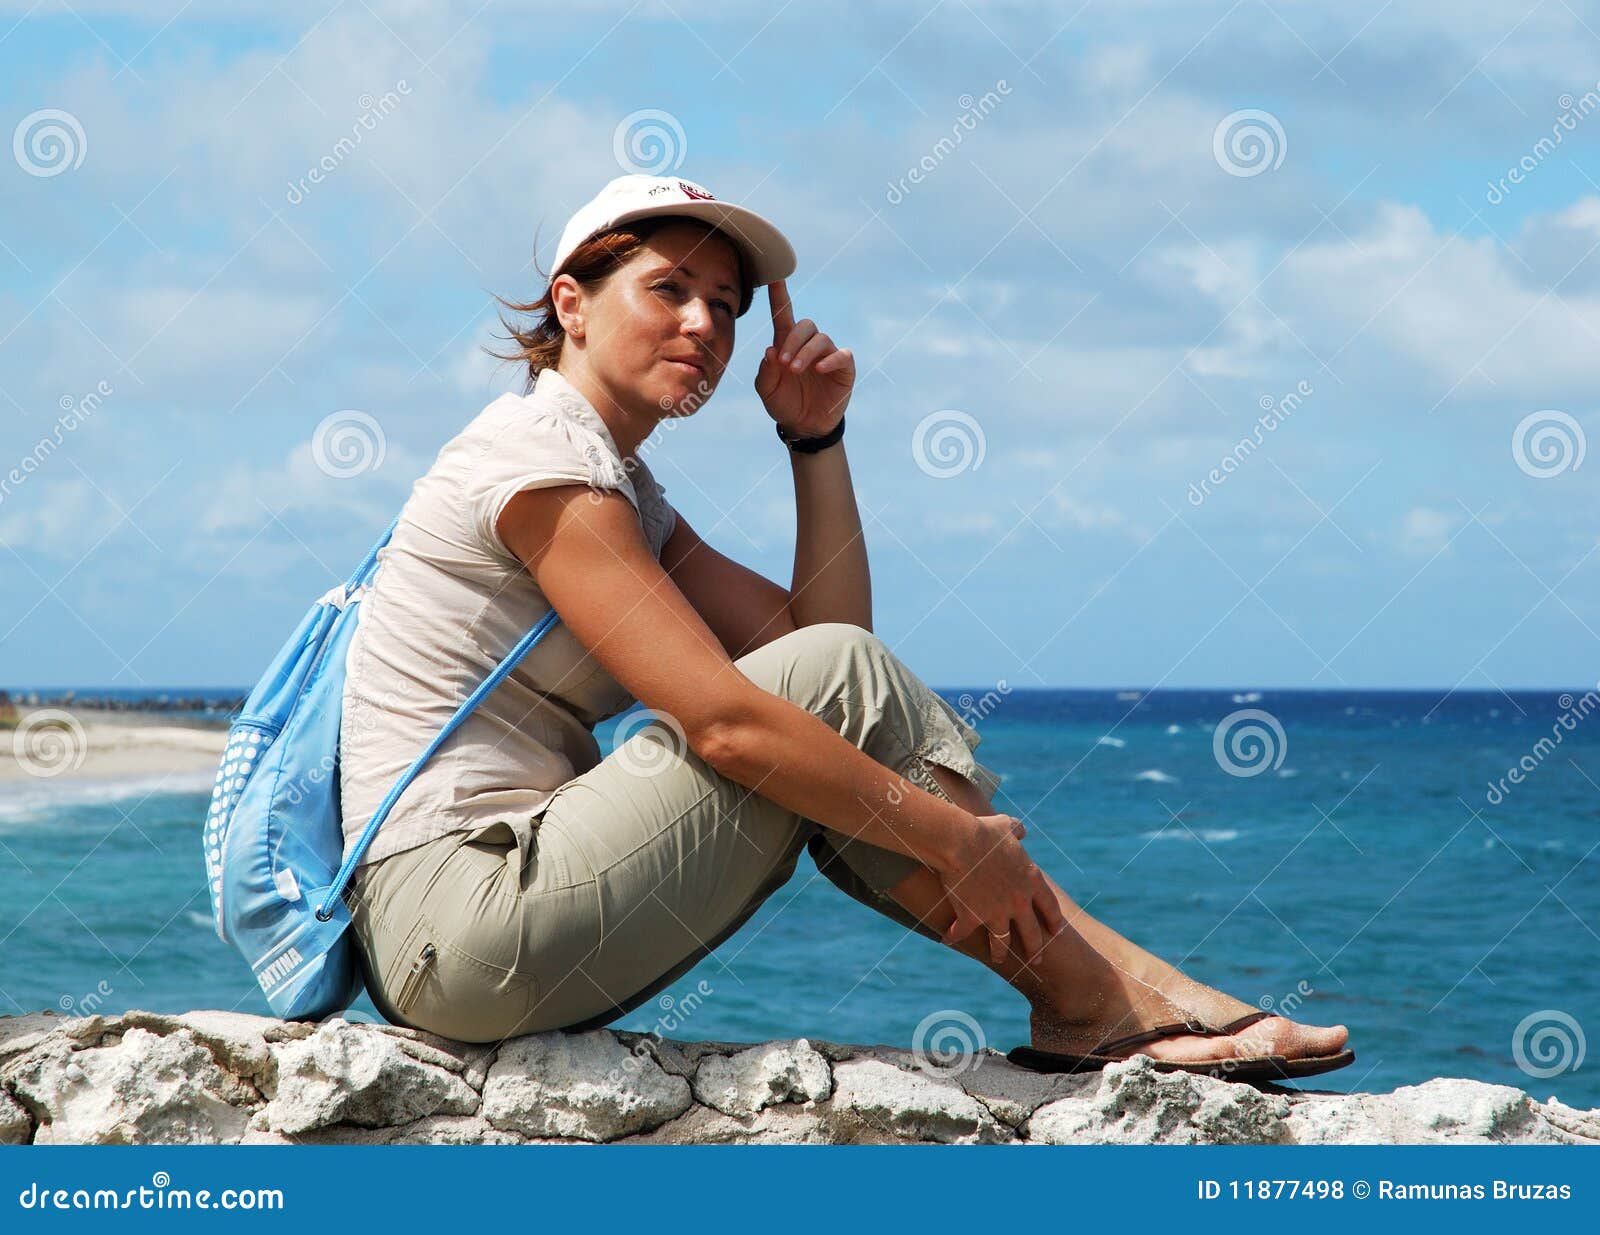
[2,0,1598,692]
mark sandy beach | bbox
[0,706,228,787]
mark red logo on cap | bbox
[679,182,716,201]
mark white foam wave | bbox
[1133,769,1178,783]
[0,770,216,824]
[1138,827,1241,843]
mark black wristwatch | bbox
[776,415,845,454]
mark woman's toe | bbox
[1235,1017,1349,1060]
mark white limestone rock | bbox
[692,1038,832,1118]
[2,1009,1598,1146]
[481,1030,692,1142]
[261,1020,479,1135]
[949,1054,1092,1127]
[5,1027,253,1145]
[1,1088,34,1144]
[827,1058,1009,1144]
[1025,1056,1291,1145]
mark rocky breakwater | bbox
[2,1009,1597,1146]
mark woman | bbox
[339,173,1353,1080]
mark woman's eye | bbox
[714,299,734,315]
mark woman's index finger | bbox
[767,278,795,342]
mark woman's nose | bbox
[681,299,715,337]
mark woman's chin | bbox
[657,373,713,415]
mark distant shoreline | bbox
[0,691,243,719]
[0,704,227,785]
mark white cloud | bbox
[1397,505,1458,556]
[199,438,419,534]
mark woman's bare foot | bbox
[1054,908,1350,1062]
[1029,954,1349,1065]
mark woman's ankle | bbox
[1025,948,1129,1026]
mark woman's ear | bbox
[551,274,584,339]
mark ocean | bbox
[2,687,1595,1108]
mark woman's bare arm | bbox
[657,437,871,659]
[497,483,1062,948]
[786,439,871,629]
[498,483,972,870]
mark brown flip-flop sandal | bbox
[1006,1010,1356,1083]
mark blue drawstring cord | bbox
[313,522,564,921]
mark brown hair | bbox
[485,215,754,394]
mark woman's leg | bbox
[516,621,1018,1033]
[878,760,1350,1064]
[352,621,981,1043]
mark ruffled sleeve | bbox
[463,408,640,562]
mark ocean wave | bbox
[1165,724,1183,734]
[1133,769,1178,783]
[1096,735,1126,748]
[1138,827,1241,843]
[0,770,216,824]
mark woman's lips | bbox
[667,359,705,376]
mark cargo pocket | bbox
[386,921,541,1044]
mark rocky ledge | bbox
[2,1009,1596,1146]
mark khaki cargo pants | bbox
[345,622,1003,1044]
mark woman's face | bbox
[576,220,742,419]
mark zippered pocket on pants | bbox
[393,940,437,1016]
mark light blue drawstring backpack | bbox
[202,515,562,1020]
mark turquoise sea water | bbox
[2,688,1595,1107]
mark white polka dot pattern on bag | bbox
[203,726,267,940]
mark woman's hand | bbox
[936,813,1068,966]
[755,279,855,437]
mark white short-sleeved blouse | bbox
[339,366,677,870]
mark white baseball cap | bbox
[549,173,797,309]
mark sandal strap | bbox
[1214,1010,1274,1035]
[1081,1010,1277,1059]
[1093,1017,1217,1057]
